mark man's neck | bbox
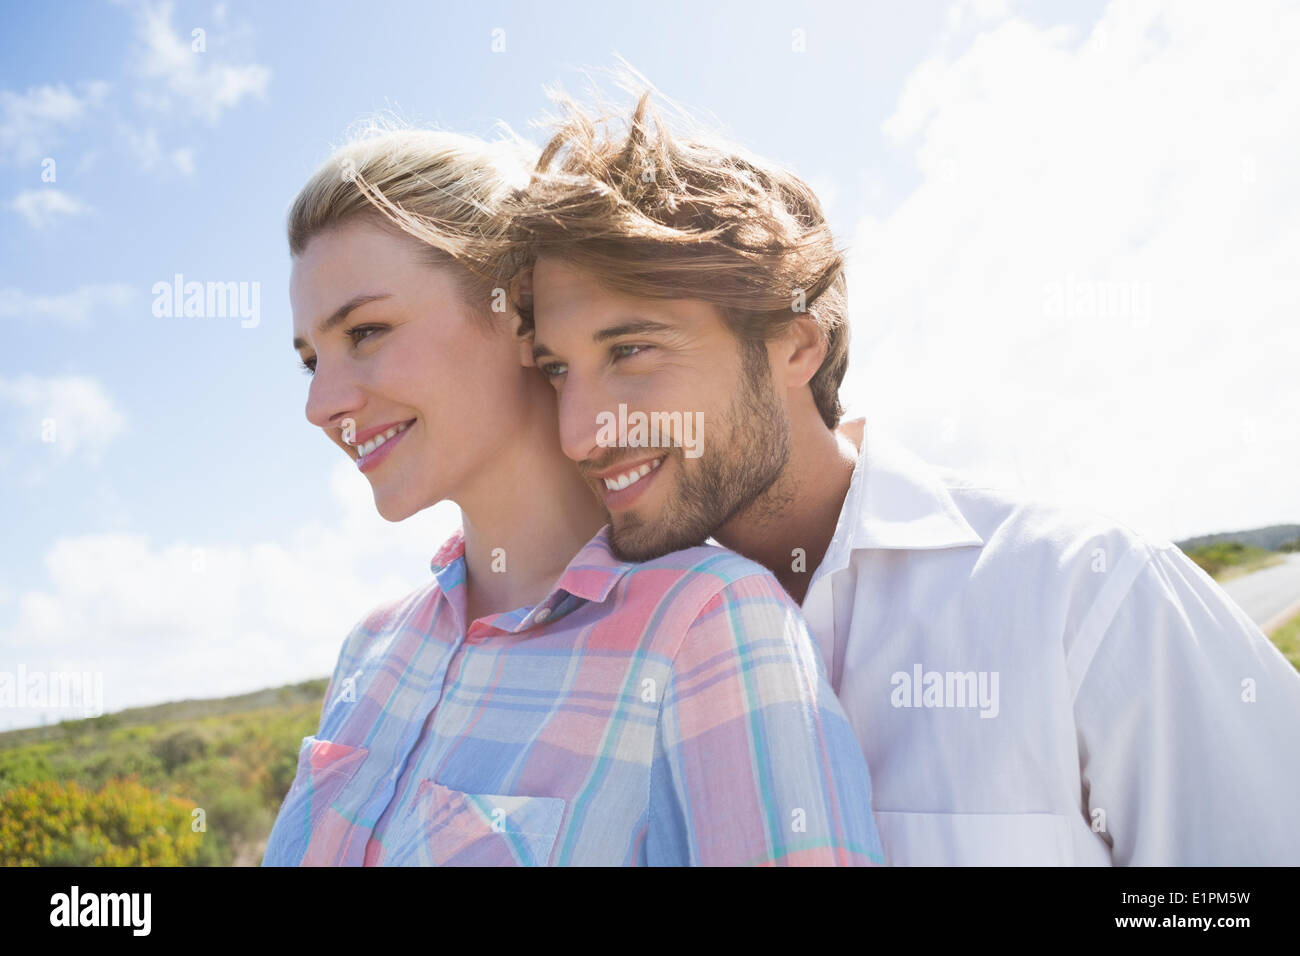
[714,414,861,605]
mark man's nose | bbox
[556,372,610,467]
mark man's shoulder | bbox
[933,467,1165,576]
[870,466,1173,659]
[849,463,1193,692]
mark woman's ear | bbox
[510,269,537,367]
[515,314,537,367]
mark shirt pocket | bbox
[872,811,1074,866]
[391,780,567,867]
[262,735,369,866]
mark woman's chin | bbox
[372,492,416,523]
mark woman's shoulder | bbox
[637,545,818,688]
[335,572,449,666]
[631,539,770,576]
[625,541,794,607]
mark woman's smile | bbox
[353,418,417,472]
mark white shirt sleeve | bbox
[1071,540,1300,864]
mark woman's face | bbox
[291,218,525,521]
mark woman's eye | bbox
[297,324,384,377]
[539,361,567,379]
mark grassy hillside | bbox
[1270,612,1300,671]
[1180,541,1284,582]
[1172,523,1300,582]
[1176,524,1300,554]
[0,679,326,866]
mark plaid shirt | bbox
[262,525,883,866]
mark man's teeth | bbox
[603,457,663,491]
[357,421,411,458]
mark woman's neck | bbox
[456,385,607,624]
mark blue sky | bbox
[3,0,1296,728]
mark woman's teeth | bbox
[603,457,663,491]
[357,420,411,458]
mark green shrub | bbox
[0,683,326,865]
[0,777,203,866]
[151,729,209,774]
[0,750,55,794]
[81,748,165,791]
[1185,541,1275,579]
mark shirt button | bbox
[534,606,551,623]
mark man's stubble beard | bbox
[607,338,794,562]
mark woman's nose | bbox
[303,360,364,434]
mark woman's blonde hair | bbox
[287,117,536,317]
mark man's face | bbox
[529,256,792,562]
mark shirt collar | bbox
[430,524,635,636]
[549,524,639,602]
[816,417,984,581]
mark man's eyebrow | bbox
[292,293,392,351]
[532,318,679,362]
[593,318,678,343]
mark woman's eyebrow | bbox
[292,292,392,350]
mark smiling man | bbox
[527,276,799,565]
[507,88,1300,865]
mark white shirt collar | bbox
[813,417,985,583]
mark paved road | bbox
[1221,554,1300,630]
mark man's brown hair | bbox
[506,86,850,429]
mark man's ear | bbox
[779,315,829,389]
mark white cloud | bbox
[946,0,1012,34]
[171,146,196,175]
[0,81,109,165]
[0,459,463,730]
[842,0,1300,543]
[8,189,90,228]
[0,283,135,326]
[128,0,270,123]
[121,125,197,174]
[0,374,127,466]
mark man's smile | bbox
[591,454,667,510]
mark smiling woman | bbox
[264,116,884,867]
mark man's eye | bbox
[612,344,650,360]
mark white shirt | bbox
[800,418,1300,865]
